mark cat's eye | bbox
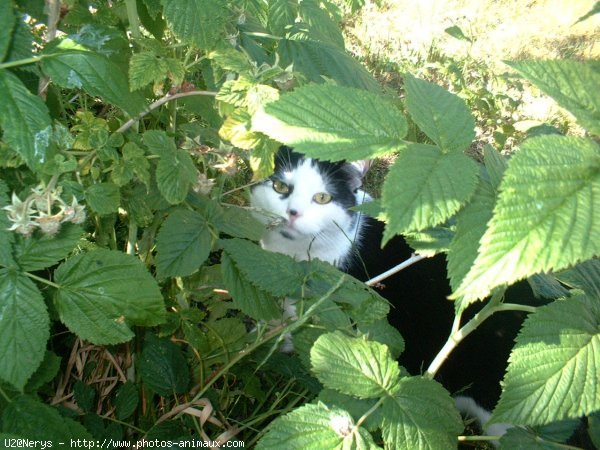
[272,180,290,194]
[313,192,332,204]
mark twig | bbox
[116,90,217,134]
[365,253,427,286]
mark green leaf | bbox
[14,223,82,271]
[298,0,345,49]
[453,135,600,302]
[311,331,400,398]
[498,428,566,450]
[268,0,298,36]
[162,0,228,50]
[115,381,139,420]
[404,73,475,153]
[156,149,197,204]
[380,377,463,450]
[0,269,49,390]
[220,109,263,149]
[155,209,212,278]
[483,144,507,190]
[404,225,455,257]
[382,144,478,241]
[590,411,600,449]
[74,380,96,412]
[447,179,495,308]
[576,1,600,23]
[318,389,382,432]
[54,249,165,345]
[0,1,16,61]
[506,60,600,135]
[444,25,472,42]
[555,258,600,299]
[41,40,147,117]
[0,181,15,268]
[0,69,53,170]
[252,84,407,161]
[221,252,280,321]
[216,206,265,241]
[490,294,600,426]
[358,320,405,360]
[139,333,190,396]
[25,350,61,392]
[256,402,378,450]
[1,395,93,440]
[129,51,169,90]
[220,238,305,297]
[85,182,121,215]
[278,38,380,92]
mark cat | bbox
[250,146,522,438]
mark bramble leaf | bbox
[0,269,49,390]
[54,249,165,344]
[256,402,378,450]
[490,294,600,426]
[162,0,228,50]
[404,73,475,153]
[382,144,478,241]
[139,333,190,396]
[0,1,16,61]
[156,149,197,204]
[311,331,400,398]
[252,84,407,161]
[155,209,212,278]
[506,60,600,135]
[85,182,120,215]
[453,136,600,302]
[0,70,52,170]
[14,223,82,271]
[380,377,463,450]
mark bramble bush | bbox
[0,1,598,449]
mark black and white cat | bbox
[250,146,520,438]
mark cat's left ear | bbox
[347,160,372,191]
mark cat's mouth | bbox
[279,229,295,240]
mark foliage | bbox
[0,0,598,448]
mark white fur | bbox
[251,158,371,269]
[455,396,512,447]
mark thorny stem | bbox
[426,293,536,377]
[187,276,346,409]
[365,253,428,286]
[116,90,218,134]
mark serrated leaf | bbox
[0,181,15,268]
[318,389,382,432]
[139,333,190,396]
[298,0,345,49]
[311,332,400,398]
[252,84,407,161]
[447,179,495,309]
[404,73,475,153]
[115,381,139,420]
[220,109,263,149]
[74,380,96,412]
[156,149,197,204]
[278,38,380,92]
[143,129,177,155]
[85,182,120,215]
[506,60,600,135]
[358,320,405,360]
[162,0,228,50]
[0,269,49,390]
[25,350,61,392]
[155,209,212,278]
[0,1,16,61]
[483,144,507,190]
[498,428,566,450]
[404,225,455,257]
[14,223,82,271]
[41,40,147,117]
[1,395,93,440]
[220,238,305,297]
[453,135,600,302]
[209,48,253,73]
[129,51,169,91]
[555,258,600,299]
[221,252,280,321]
[268,0,298,36]
[256,402,378,450]
[216,206,265,241]
[4,17,34,67]
[380,377,463,450]
[382,144,478,241]
[491,294,600,426]
[249,139,279,180]
[54,249,165,345]
[0,69,52,170]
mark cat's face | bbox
[251,147,364,240]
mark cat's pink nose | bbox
[288,209,300,223]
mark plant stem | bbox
[116,90,218,134]
[25,272,61,289]
[355,396,385,429]
[365,253,427,286]
[0,56,46,70]
[188,276,346,407]
[124,0,141,40]
[0,385,12,403]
